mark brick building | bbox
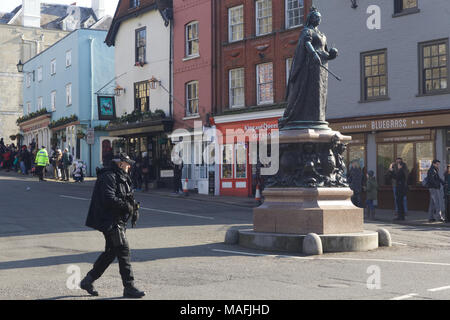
[212,0,310,196]
[171,0,215,194]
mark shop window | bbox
[130,0,140,9]
[134,81,150,112]
[235,143,247,179]
[222,144,233,179]
[377,140,434,186]
[229,5,244,43]
[377,144,394,186]
[419,39,448,95]
[361,50,388,101]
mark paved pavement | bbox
[2,170,450,300]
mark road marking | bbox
[140,207,214,220]
[212,249,450,266]
[392,241,408,246]
[390,293,418,300]
[428,285,450,292]
[60,195,90,201]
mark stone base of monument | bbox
[237,230,379,253]
[236,187,379,254]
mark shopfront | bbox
[107,118,174,188]
[330,110,450,211]
[215,115,280,197]
[19,114,52,150]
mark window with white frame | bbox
[256,0,272,36]
[186,81,199,116]
[51,59,56,75]
[286,57,293,85]
[26,73,31,87]
[229,68,245,108]
[285,0,304,29]
[51,91,56,111]
[26,102,31,115]
[66,83,72,106]
[228,5,244,42]
[186,22,199,57]
[37,97,43,110]
[37,66,43,82]
[66,50,72,67]
[257,62,274,104]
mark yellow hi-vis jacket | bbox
[35,148,49,167]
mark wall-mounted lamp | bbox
[16,60,24,73]
[149,76,160,90]
[350,0,358,9]
[114,85,126,96]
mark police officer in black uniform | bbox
[80,153,145,298]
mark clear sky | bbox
[0,0,119,16]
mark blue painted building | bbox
[21,28,116,176]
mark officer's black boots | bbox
[80,274,99,296]
[123,285,146,298]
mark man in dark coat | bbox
[389,160,409,221]
[80,153,145,298]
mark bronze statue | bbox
[279,7,338,130]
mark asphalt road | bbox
[2,172,450,300]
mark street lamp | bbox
[114,85,126,96]
[149,76,160,90]
[16,60,24,73]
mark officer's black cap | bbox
[114,152,135,165]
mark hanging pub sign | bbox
[97,96,116,120]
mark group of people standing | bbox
[0,138,35,175]
[347,157,450,223]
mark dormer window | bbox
[130,0,140,9]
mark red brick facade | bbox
[214,0,311,114]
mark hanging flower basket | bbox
[76,130,86,140]
[9,135,16,141]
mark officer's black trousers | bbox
[87,227,134,287]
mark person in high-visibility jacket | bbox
[35,146,49,181]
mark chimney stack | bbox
[22,0,41,28]
[92,0,105,19]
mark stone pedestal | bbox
[253,187,364,235]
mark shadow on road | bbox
[0,242,256,271]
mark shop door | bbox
[220,143,251,197]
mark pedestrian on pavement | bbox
[173,161,183,195]
[426,159,446,223]
[445,165,450,223]
[389,160,408,221]
[72,162,85,183]
[392,157,408,218]
[347,161,364,207]
[35,146,49,181]
[131,159,143,192]
[80,152,145,299]
[365,170,378,220]
[52,149,62,180]
[61,148,73,181]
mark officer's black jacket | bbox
[85,163,133,232]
